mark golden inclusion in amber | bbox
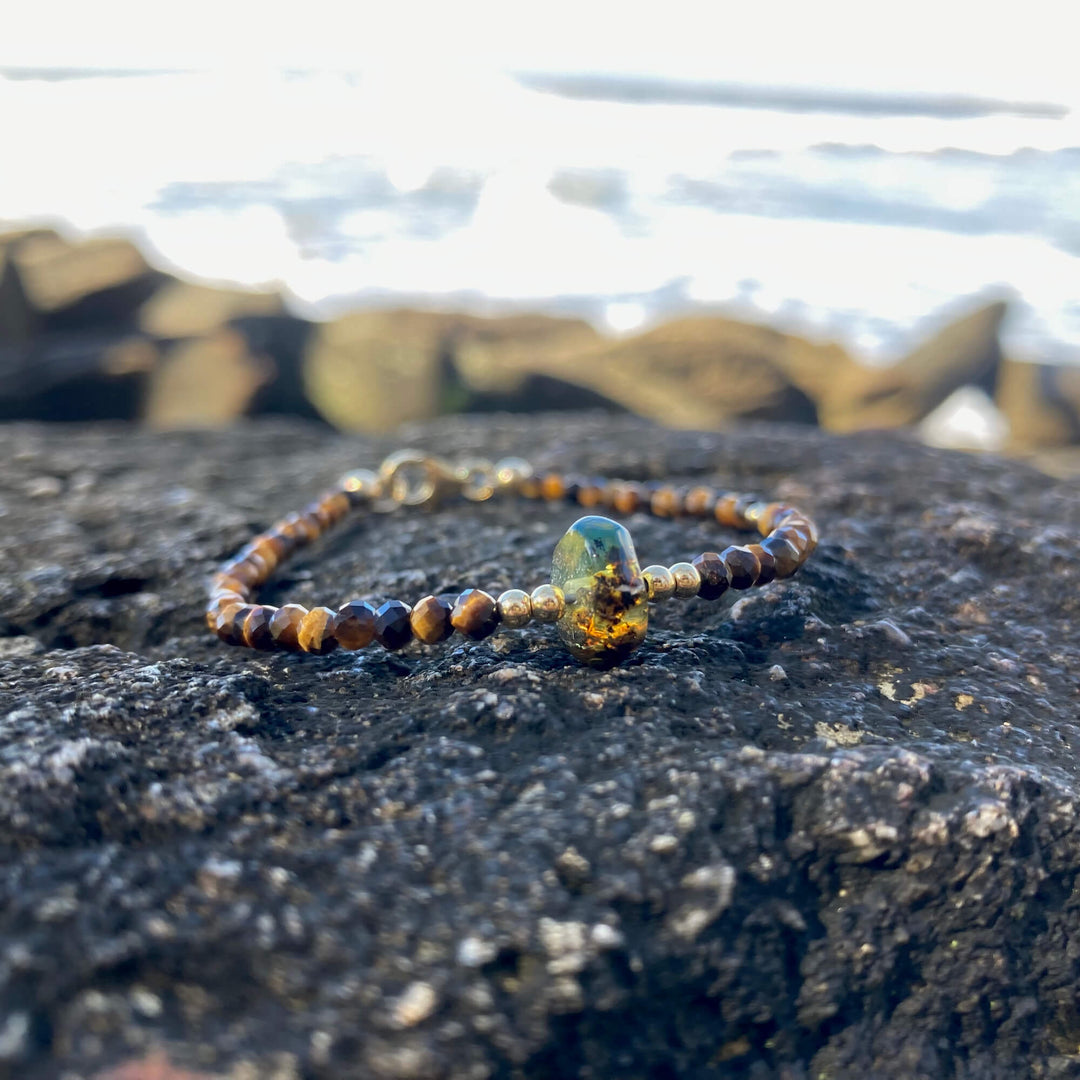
[551,515,648,666]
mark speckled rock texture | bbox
[1,415,1079,1080]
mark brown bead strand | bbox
[208,459,818,656]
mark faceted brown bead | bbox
[540,473,565,501]
[334,601,377,650]
[225,560,263,588]
[208,604,243,635]
[761,535,801,579]
[683,486,716,517]
[450,588,500,640]
[773,524,811,558]
[691,552,730,601]
[215,603,252,645]
[747,543,776,585]
[576,480,607,509]
[298,606,339,654]
[721,545,761,590]
[757,502,790,536]
[610,482,646,515]
[243,605,278,650]
[714,493,741,529]
[374,600,413,650]
[269,604,308,650]
[410,595,455,644]
[320,491,351,524]
[650,486,683,518]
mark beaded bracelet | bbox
[206,450,818,668]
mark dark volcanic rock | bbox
[1,415,1079,1080]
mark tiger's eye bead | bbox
[496,589,532,629]
[669,562,702,599]
[684,487,716,517]
[334,601,377,649]
[319,491,351,525]
[214,602,249,645]
[298,606,339,654]
[761,535,801,579]
[410,595,455,644]
[721,545,761,590]
[642,564,676,601]
[747,543,776,585]
[243,605,278,650]
[270,604,308,650]
[611,483,646,515]
[374,600,413,650]
[714,493,741,529]
[691,552,730,601]
[540,473,565,501]
[451,589,500,640]
[575,480,607,509]
[530,584,565,623]
[650,487,683,518]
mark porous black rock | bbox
[1,415,1079,1079]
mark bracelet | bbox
[206,450,818,668]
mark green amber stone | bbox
[551,515,648,666]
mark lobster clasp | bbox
[377,450,463,508]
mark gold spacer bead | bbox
[642,564,676,601]
[497,588,532,628]
[530,584,565,623]
[341,468,380,494]
[494,457,533,491]
[669,562,702,599]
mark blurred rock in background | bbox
[0,228,1076,461]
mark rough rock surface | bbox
[1,415,1079,1080]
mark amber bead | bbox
[270,604,307,650]
[721,545,761,590]
[691,552,730,601]
[714,493,741,529]
[243,605,278,650]
[519,474,542,499]
[650,486,683,518]
[761,535,800,579]
[747,543,776,585]
[298,606,339,654]
[374,600,413,650]
[334,601,377,650]
[611,482,646,515]
[450,589,500,640]
[540,473,565,501]
[410,595,455,644]
[683,486,715,517]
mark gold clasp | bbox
[376,450,463,509]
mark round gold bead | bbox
[497,588,532,628]
[642,564,676,601]
[669,562,702,599]
[340,468,380,502]
[530,583,565,623]
[494,457,533,491]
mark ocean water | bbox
[1,63,1077,364]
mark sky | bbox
[2,0,1076,107]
